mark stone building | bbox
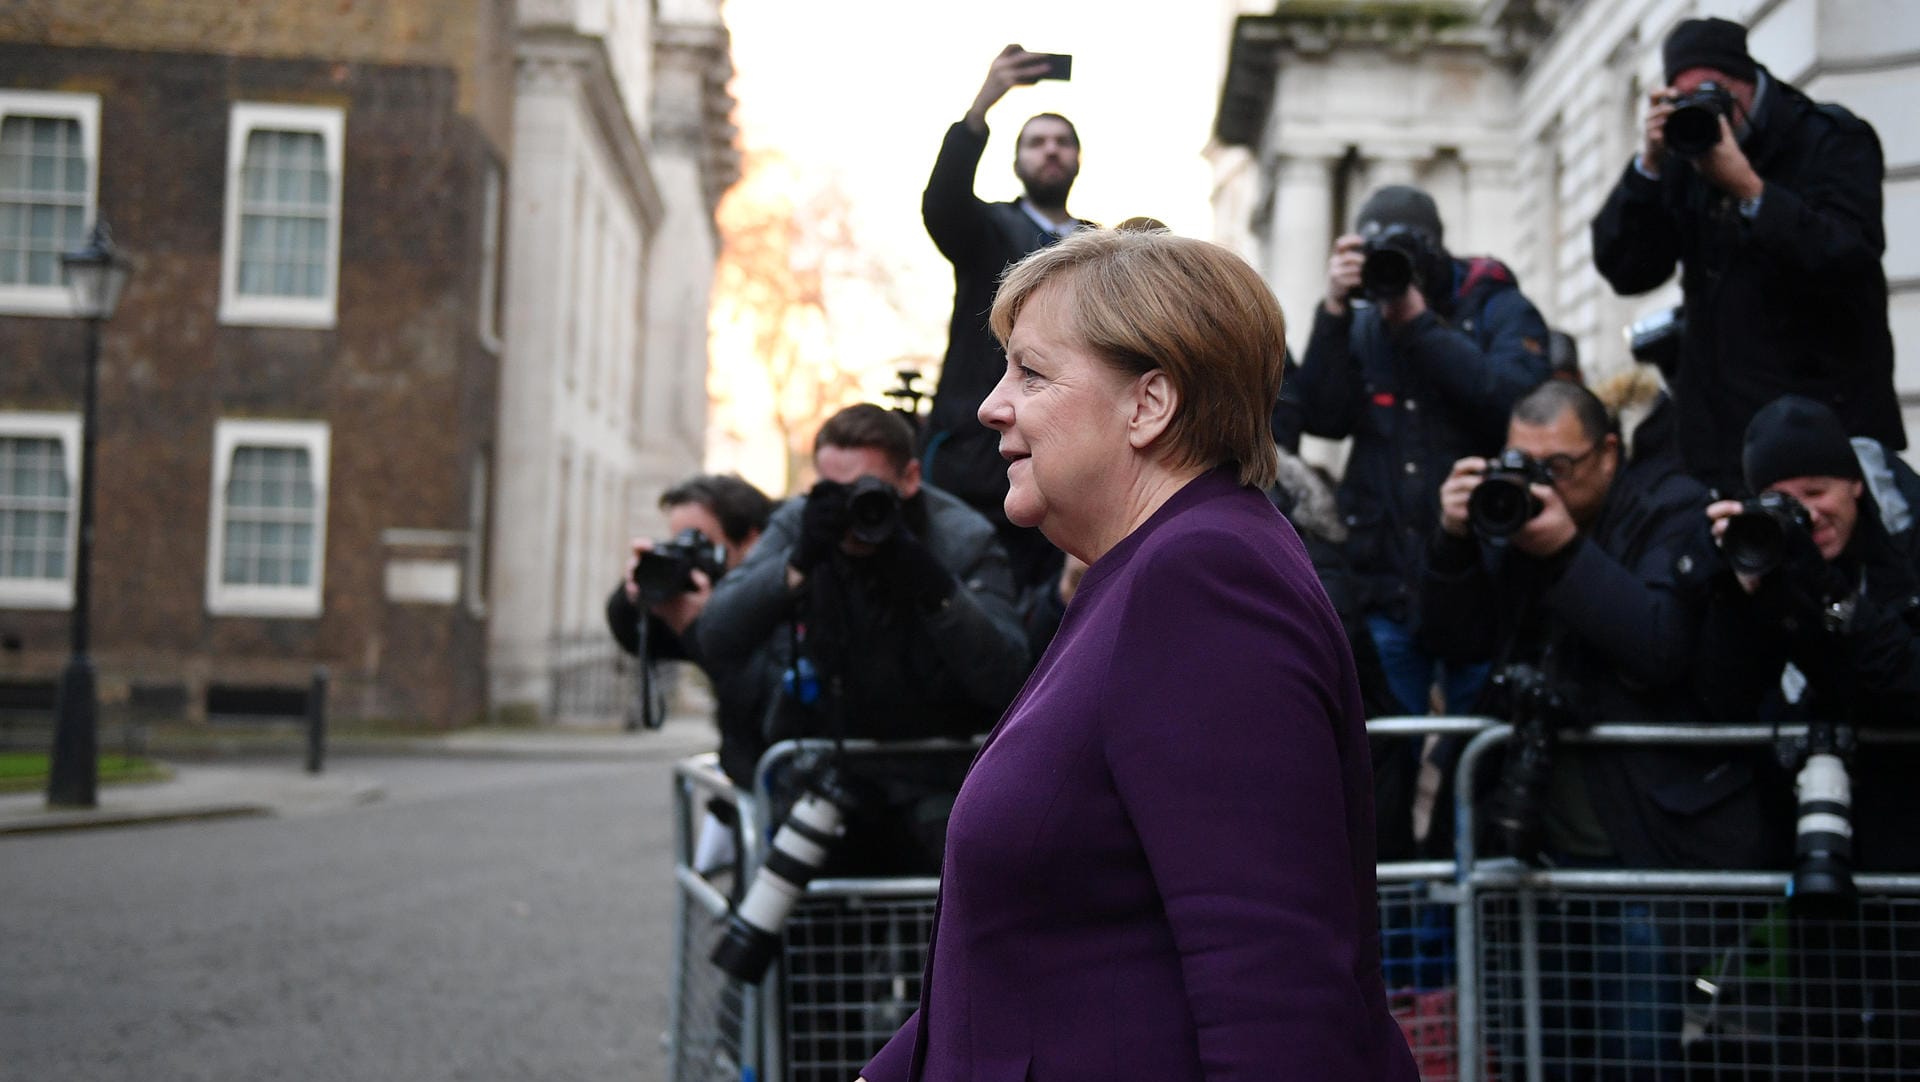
[0,0,736,728]
[1214,0,1920,457]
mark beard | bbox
[1018,165,1077,208]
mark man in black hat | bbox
[1279,184,1549,721]
[1593,16,1901,493]
[1698,394,1920,872]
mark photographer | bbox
[1592,16,1902,492]
[698,404,1028,871]
[604,473,774,785]
[1280,183,1550,718]
[1698,395,1920,872]
[921,45,1092,588]
[1423,380,1758,1076]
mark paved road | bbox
[0,756,684,1081]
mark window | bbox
[0,91,100,316]
[219,104,344,328]
[0,413,81,608]
[206,420,329,616]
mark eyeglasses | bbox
[1538,444,1601,482]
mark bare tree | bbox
[708,148,931,492]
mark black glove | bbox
[790,481,850,573]
[881,527,956,609]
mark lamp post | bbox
[46,222,132,809]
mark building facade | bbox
[1214,0,1920,457]
[0,0,736,728]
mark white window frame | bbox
[206,419,330,618]
[0,411,82,609]
[0,91,101,317]
[218,103,345,329]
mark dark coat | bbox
[919,121,1085,586]
[1591,70,1901,491]
[605,589,777,786]
[1695,444,1920,870]
[694,484,1028,745]
[1281,258,1550,622]
[863,470,1417,1082]
[1419,451,1774,869]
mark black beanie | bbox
[1663,17,1757,84]
[1742,395,1861,493]
[1355,185,1443,245]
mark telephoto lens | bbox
[1787,724,1857,915]
[1489,719,1554,864]
[710,768,858,983]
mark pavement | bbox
[0,712,719,836]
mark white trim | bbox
[217,103,345,329]
[205,418,330,617]
[0,91,101,318]
[0,411,82,609]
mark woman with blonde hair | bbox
[861,225,1417,1082]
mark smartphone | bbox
[1032,52,1072,82]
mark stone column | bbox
[1267,152,1340,353]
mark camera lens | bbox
[1721,511,1787,577]
[1468,476,1542,538]
[1666,106,1720,156]
[845,479,902,546]
[1360,247,1415,301]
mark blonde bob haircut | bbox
[988,224,1285,490]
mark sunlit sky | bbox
[708,0,1246,491]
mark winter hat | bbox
[1663,17,1757,84]
[1355,185,1443,245]
[1742,395,1861,493]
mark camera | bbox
[1486,663,1576,864]
[1358,223,1434,302]
[711,761,860,983]
[1468,449,1553,539]
[1665,81,1735,158]
[845,476,903,546]
[1625,306,1685,376]
[1720,490,1813,578]
[632,527,728,602]
[1785,721,1856,914]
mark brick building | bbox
[0,1,737,727]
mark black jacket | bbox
[1420,453,1770,869]
[919,121,1084,586]
[605,589,778,786]
[695,484,1029,745]
[1282,258,1550,622]
[1696,444,1920,870]
[1592,70,1901,491]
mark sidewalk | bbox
[0,713,718,836]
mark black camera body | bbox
[1721,490,1813,578]
[845,476,903,546]
[1469,449,1553,539]
[1358,223,1435,302]
[1665,81,1735,158]
[632,527,728,602]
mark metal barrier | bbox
[1452,723,1920,1082]
[666,719,1920,1082]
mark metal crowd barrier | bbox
[665,721,1920,1082]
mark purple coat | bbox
[864,469,1418,1082]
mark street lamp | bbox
[46,222,132,808]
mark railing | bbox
[667,721,1920,1082]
